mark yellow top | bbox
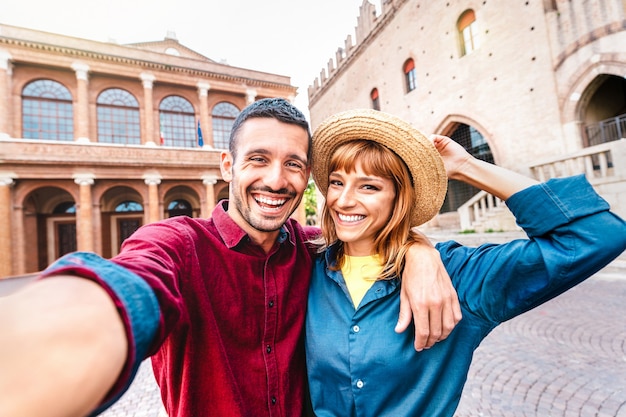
[341,254,383,308]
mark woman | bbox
[305,109,626,416]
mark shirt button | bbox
[266,345,272,353]
[271,396,277,405]
[268,300,274,307]
[352,325,360,333]
[356,379,364,389]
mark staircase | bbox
[443,139,626,233]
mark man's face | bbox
[220,117,310,243]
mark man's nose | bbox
[263,162,289,190]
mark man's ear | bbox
[220,151,233,182]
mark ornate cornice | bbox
[0,36,295,91]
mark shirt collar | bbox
[212,200,292,250]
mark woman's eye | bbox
[362,184,379,191]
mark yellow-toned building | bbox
[0,24,299,277]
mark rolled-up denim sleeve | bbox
[39,251,160,415]
[439,174,626,323]
[506,174,611,237]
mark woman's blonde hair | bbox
[316,140,420,280]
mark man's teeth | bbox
[338,214,365,222]
[255,196,287,206]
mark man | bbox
[0,98,460,417]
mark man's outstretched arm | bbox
[0,276,127,417]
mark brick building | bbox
[308,0,626,231]
[0,24,299,277]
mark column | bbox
[0,50,12,138]
[73,174,95,252]
[71,62,90,142]
[197,81,211,147]
[201,175,218,218]
[0,176,14,277]
[141,72,156,145]
[92,202,103,255]
[246,88,257,105]
[14,204,25,275]
[144,175,162,223]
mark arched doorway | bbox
[440,123,494,213]
[164,185,201,218]
[100,186,144,258]
[22,186,76,270]
[580,74,626,147]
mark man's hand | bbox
[0,276,127,417]
[397,241,462,351]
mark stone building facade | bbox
[308,0,626,231]
[0,24,299,277]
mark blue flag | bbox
[197,119,204,147]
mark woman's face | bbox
[326,161,396,256]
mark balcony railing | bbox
[457,139,626,232]
[585,114,626,147]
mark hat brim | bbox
[312,109,447,227]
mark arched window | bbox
[53,201,76,214]
[370,88,380,111]
[22,79,74,140]
[458,9,479,56]
[97,88,141,145]
[403,59,417,93]
[159,96,196,148]
[212,102,240,149]
[168,199,193,218]
[115,201,143,212]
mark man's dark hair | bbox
[229,98,312,164]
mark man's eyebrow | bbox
[290,154,308,165]
[244,148,308,165]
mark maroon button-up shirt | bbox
[112,201,318,417]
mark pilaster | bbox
[71,62,90,142]
[0,50,12,138]
[141,72,156,145]
[197,81,212,148]
[0,176,14,277]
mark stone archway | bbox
[163,185,201,218]
[100,185,144,258]
[578,74,626,147]
[439,123,495,213]
[21,186,76,271]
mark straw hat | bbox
[312,109,448,227]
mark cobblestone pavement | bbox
[100,258,626,417]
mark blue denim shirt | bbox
[305,175,626,417]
